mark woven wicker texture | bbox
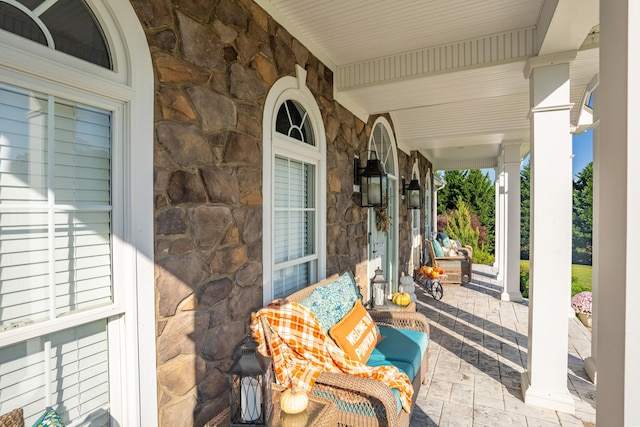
[0,408,24,427]
[273,278,432,427]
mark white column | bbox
[495,160,505,280]
[521,53,576,414]
[501,142,522,302]
[596,2,640,424]
[583,84,598,385]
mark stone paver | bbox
[410,265,597,426]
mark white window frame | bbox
[262,65,326,305]
[0,0,156,425]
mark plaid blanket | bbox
[250,299,413,413]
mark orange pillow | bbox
[329,300,379,363]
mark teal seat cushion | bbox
[300,272,361,331]
[368,326,428,382]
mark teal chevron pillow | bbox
[32,407,64,427]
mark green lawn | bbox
[519,260,592,297]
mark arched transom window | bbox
[0,0,111,68]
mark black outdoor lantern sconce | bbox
[402,175,422,210]
[354,151,388,208]
[229,335,274,426]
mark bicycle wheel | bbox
[432,281,444,300]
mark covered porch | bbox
[410,265,595,426]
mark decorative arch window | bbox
[0,0,156,425]
[370,121,396,177]
[263,66,326,304]
[0,0,111,68]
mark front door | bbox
[367,119,399,298]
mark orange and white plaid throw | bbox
[250,299,413,413]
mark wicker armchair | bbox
[0,408,24,427]
[424,238,472,284]
[260,279,430,427]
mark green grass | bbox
[519,260,592,298]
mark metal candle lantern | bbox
[371,267,389,307]
[229,335,273,426]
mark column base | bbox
[584,357,597,384]
[521,371,576,414]
[501,291,523,302]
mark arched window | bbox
[0,1,155,425]
[263,66,326,304]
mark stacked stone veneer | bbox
[129,0,428,425]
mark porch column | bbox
[583,84,598,385]
[495,160,505,280]
[597,1,640,424]
[521,52,576,414]
[501,142,522,302]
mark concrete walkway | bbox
[410,264,596,427]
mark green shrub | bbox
[520,262,530,298]
[472,249,494,265]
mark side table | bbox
[369,301,416,312]
[206,384,338,427]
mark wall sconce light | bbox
[402,175,422,210]
[229,335,273,426]
[354,152,388,208]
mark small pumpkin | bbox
[279,388,309,414]
[392,292,411,306]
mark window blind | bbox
[0,319,110,426]
[273,155,316,298]
[0,85,113,330]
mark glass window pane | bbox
[0,319,110,425]
[273,262,310,299]
[0,3,47,46]
[0,83,113,329]
[275,100,315,146]
[0,0,111,69]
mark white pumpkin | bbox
[279,388,309,414]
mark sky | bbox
[481,129,594,182]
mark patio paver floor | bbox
[410,264,596,427]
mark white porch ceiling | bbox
[255,0,599,171]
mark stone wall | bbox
[130,0,427,424]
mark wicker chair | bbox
[260,278,430,427]
[0,408,24,427]
[424,238,472,284]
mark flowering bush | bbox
[571,291,592,316]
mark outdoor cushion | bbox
[368,326,429,382]
[300,272,360,331]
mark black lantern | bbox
[402,175,421,210]
[354,152,388,208]
[229,335,273,426]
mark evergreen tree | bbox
[573,162,593,265]
[520,162,530,260]
[437,170,495,252]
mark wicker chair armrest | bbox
[368,311,430,335]
[314,371,402,427]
